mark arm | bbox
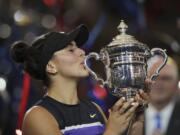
[93,98,139,135]
[128,90,149,135]
[22,106,63,135]
[128,113,144,135]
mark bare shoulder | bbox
[22,106,62,135]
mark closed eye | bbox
[66,41,78,52]
[68,49,74,52]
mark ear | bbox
[46,61,57,74]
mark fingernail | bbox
[129,98,134,102]
[140,90,143,93]
[131,102,139,106]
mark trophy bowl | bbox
[84,20,168,100]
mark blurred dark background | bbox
[0,0,180,135]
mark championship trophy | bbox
[84,20,168,101]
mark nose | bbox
[77,48,85,57]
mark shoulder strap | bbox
[92,102,107,123]
[36,97,65,129]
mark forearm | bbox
[103,129,119,135]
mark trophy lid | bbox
[108,20,148,48]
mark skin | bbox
[129,57,179,135]
[148,58,178,111]
[127,89,149,135]
[128,57,179,135]
[22,41,144,135]
[138,57,178,135]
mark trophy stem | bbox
[120,87,138,101]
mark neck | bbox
[151,98,174,111]
[47,76,79,105]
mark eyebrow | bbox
[67,42,77,48]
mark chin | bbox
[70,70,88,78]
[151,95,168,103]
[79,67,90,77]
[79,71,89,77]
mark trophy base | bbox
[113,87,148,113]
[110,87,140,101]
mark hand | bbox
[134,90,149,106]
[144,78,155,93]
[126,92,146,135]
[133,78,154,107]
[134,78,153,107]
[104,98,139,135]
[128,91,149,135]
[121,79,154,135]
[128,115,144,135]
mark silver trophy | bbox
[84,20,168,100]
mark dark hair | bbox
[10,24,89,87]
[10,39,51,87]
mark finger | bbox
[145,78,151,84]
[139,90,149,101]
[118,99,134,114]
[137,94,144,104]
[138,91,149,107]
[144,79,152,92]
[111,97,125,111]
[134,94,143,106]
[126,114,134,122]
[145,78,155,85]
[134,93,141,102]
[145,79,155,92]
[125,102,139,118]
[125,113,135,126]
[108,109,111,114]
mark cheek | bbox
[59,58,76,67]
[150,82,175,97]
[55,55,79,73]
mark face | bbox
[46,41,89,79]
[148,59,178,104]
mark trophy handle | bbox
[84,52,109,86]
[149,48,168,81]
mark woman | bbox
[10,24,145,135]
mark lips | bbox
[80,58,85,65]
[80,61,88,70]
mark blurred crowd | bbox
[145,56,180,135]
[0,0,180,135]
